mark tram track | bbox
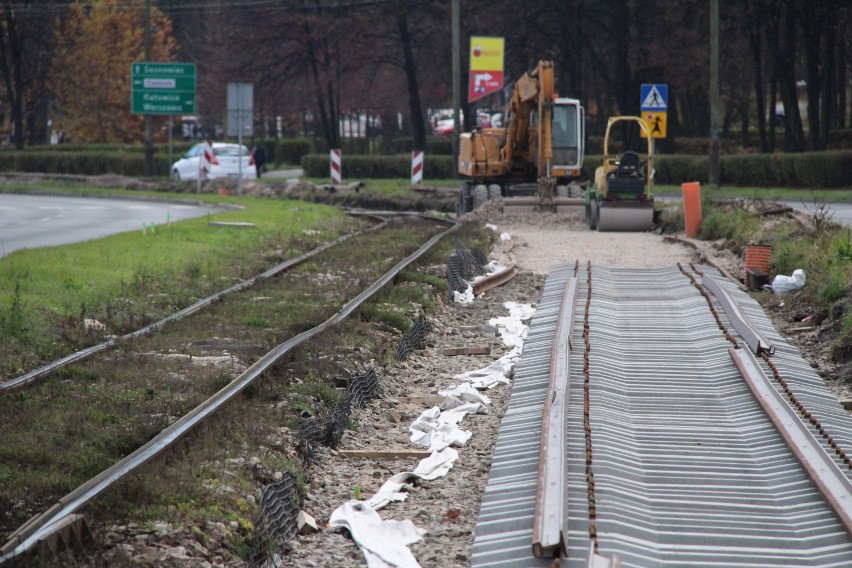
[0,212,390,393]
[473,261,852,567]
[0,214,460,564]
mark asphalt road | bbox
[0,194,219,257]
[777,199,852,227]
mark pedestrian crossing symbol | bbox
[641,112,667,139]
[640,84,668,111]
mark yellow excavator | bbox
[457,60,585,215]
[584,115,655,231]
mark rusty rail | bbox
[473,264,518,296]
[0,217,459,564]
[0,216,390,392]
[729,346,852,535]
[532,275,578,557]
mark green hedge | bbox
[0,151,172,176]
[656,151,852,187]
[267,137,311,166]
[10,142,196,155]
[2,144,849,188]
[302,150,852,188]
[302,153,455,179]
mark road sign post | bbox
[227,83,254,196]
[131,62,196,115]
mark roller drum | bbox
[595,202,654,231]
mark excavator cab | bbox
[551,101,583,171]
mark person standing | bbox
[252,141,267,178]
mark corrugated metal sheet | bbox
[471,263,852,568]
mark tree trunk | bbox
[721,100,733,139]
[305,28,338,151]
[746,15,768,152]
[767,11,779,153]
[739,103,750,148]
[397,14,426,152]
[802,8,822,151]
[818,17,835,150]
[777,3,805,152]
[0,7,24,149]
[839,48,847,129]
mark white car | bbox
[171,142,257,181]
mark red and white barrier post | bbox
[197,139,215,192]
[330,149,342,184]
[411,150,424,186]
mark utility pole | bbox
[451,0,460,179]
[143,0,154,177]
[709,0,720,187]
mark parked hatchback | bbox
[171,142,257,181]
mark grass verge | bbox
[0,193,364,378]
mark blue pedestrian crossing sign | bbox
[640,84,668,111]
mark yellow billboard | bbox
[469,36,504,102]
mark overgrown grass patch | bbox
[0,196,362,377]
[698,199,760,248]
[832,313,852,361]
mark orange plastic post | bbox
[682,182,702,238]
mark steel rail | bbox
[0,218,460,563]
[662,235,747,291]
[729,346,852,535]
[0,216,390,392]
[473,264,518,296]
[532,275,578,557]
[699,270,775,355]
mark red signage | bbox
[468,37,505,103]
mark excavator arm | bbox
[502,61,555,178]
[457,60,585,215]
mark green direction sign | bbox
[131,62,196,115]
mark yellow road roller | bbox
[585,116,655,231]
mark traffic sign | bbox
[131,62,196,115]
[640,84,668,111]
[641,111,667,138]
[468,36,504,103]
[226,83,253,137]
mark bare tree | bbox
[0,1,62,148]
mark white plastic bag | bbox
[770,269,806,294]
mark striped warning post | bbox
[199,140,215,180]
[411,150,424,185]
[330,149,342,184]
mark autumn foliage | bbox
[50,0,178,143]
